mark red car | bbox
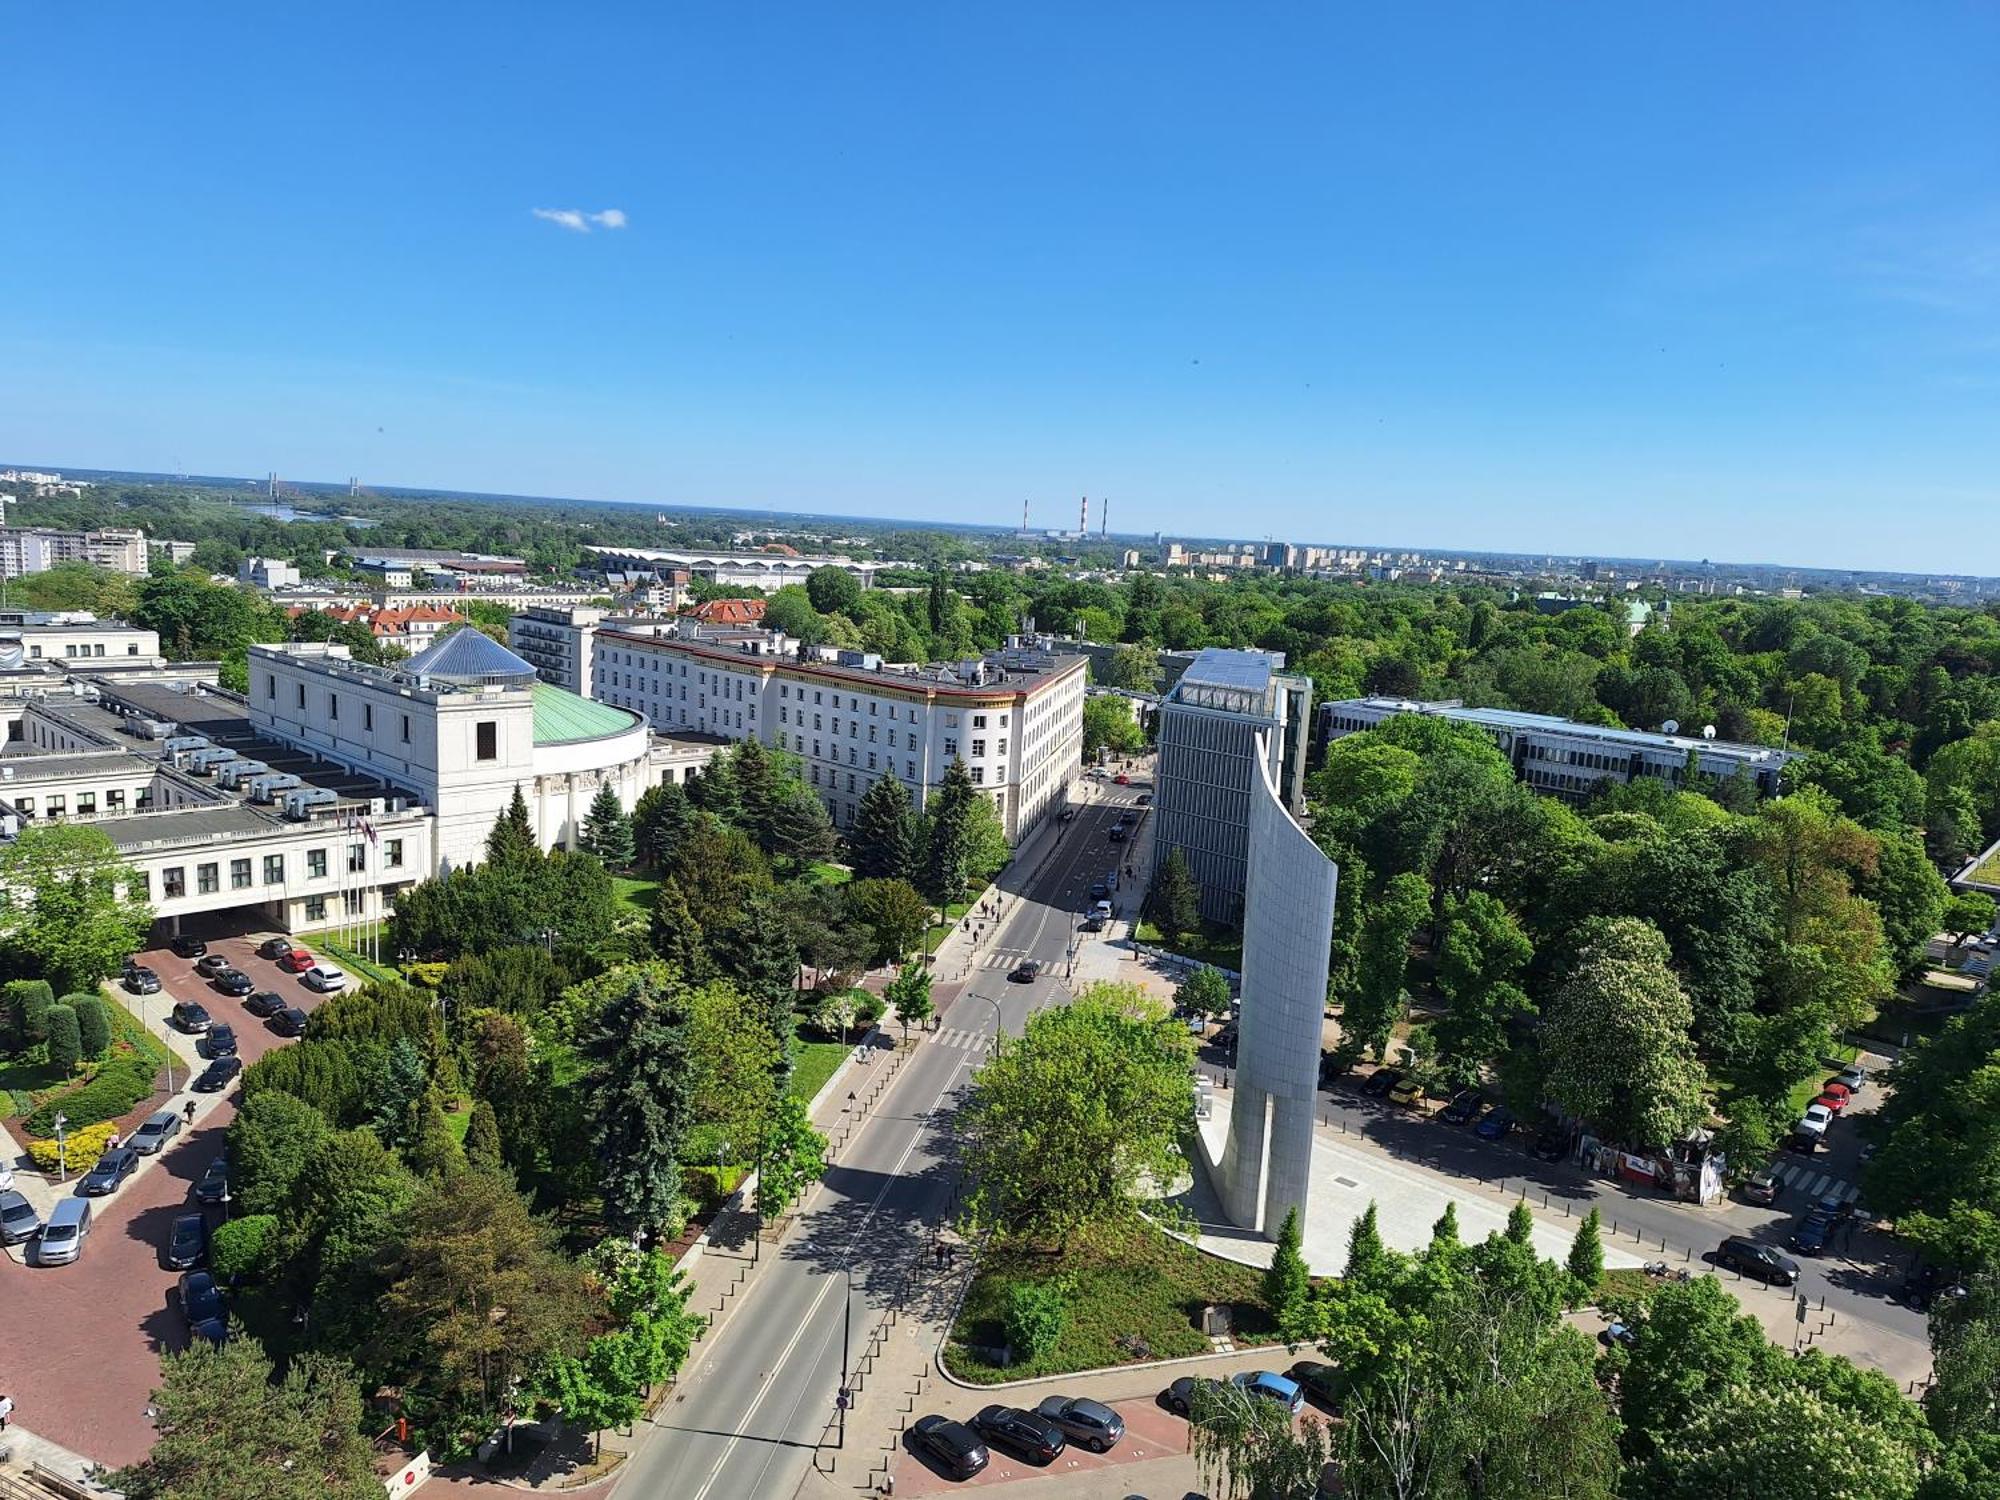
[1814,1090,1850,1115]
[1114,773,1131,785]
[276,948,316,973]
[1820,1081,1852,1107]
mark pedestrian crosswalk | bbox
[931,1026,998,1052]
[1769,1161,1861,1203]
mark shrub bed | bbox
[24,1054,160,1136]
[26,1120,118,1171]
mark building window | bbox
[266,674,276,699]
[264,855,285,884]
[231,858,252,890]
[306,895,327,922]
[297,683,306,709]
[343,891,364,917]
[907,760,916,779]
[847,774,856,792]
[999,713,1009,727]
[329,693,339,721]
[943,737,957,757]
[163,866,185,898]
[11,797,27,815]
[972,766,985,784]
[973,714,987,729]
[998,737,1008,755]
[476,721,498,760]
[971,739,986,757]
[197,863,219,895]
[45,795,64,816]
[105,789,124,810]
[308,848,328,879]
[76,793,95,815]
[385,838,404,868]
[868,752,877,770]
[348,842,366,873]
[364,704,374,731]
[401,714,411,743]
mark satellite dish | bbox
[1703,724,1717,740]
[1661,719,1680,735]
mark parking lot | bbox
[0,926,337,1467]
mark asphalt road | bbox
[613,776,1151,1500]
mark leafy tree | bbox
[1639,1386,1927,1500]
[1003,1278,1072,1362]
[1431,889,1535,1081]
[1944,891,1997,947]
[1102,643,1159,691]
[1925,1270,2000,1446]
[43,1003,80,1074]
[70,994,110,1060]
[960,982,1195,1246]
[1567,1207,1604,1296]
[843,877,929,967]
[885,961,934,1037]
[5,978,53,1044]
[961,793,1013,881]
[1146,846,1201,945]
[585,969,696,1236]
[541,1335,644,1458]
[850,774,921,881]
[230,1089,333,1216]
[1188,1378,1337,1500]
[805,564,862,615]
[1540,917,1707,1148]
[580,782,634,868]
[922,759,978,909]
[0,823,151,993]
[1082,694,1146,760]
[210,1214,280,1280]
[1175,964,1233,1024]
[110,1340,381,1500]
[486,783,538,865]
[1864,831,1951,980]
[1506,1198,1536,1246]
[684,980,781,1163]
[753,1093,828,1219]
[1343,871,1431,1060]
[1265,1205,1313,1345]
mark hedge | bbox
[72,996,111,1061]
[211,1215,279,1279]
[45,1006,81,1075]
[24,1054,160,1136]
[6,979,54,1045]
[26,1120,118,1172]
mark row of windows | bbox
[11,787,145,817]
[147,839,405,900]
[26,641,143,659]
[262,673,500,762]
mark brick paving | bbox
[0,928,334,1469]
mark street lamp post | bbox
[53,1111,68,1182]
[835,1262,855,1448]
[966,992,1004,1054]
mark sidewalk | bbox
[0,1424,105,1493]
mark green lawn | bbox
[947,1221,1273,1383]
[922,900,975,955]
[612,875,661,914]
[803,861,852,888]
[790,1024,848,1105]
[1966,847,2000,887]
[1135,919,1243,974]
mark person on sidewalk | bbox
[183,1099,197,1125]
[0,1392,14,1430]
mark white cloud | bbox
[532,207,627,234]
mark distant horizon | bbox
[14,459,2000,587]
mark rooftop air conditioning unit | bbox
[163,736,211,756]
[282,787,339,821]
[248,772,302,803]
[216,759,269,790]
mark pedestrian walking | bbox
[184,1099,197,1125]
[0,1393,14,1430]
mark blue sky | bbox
[4,4,1998,572]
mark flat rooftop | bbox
[1335,698,1791,761]
[596,626,1084,697]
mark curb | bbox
[932,1332,1293,1393]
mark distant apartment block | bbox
[1319,698,1795,801]
[239,556,302,589]
[1151,648,1313,925]
[583,545,883,593]
[149,538,197,567]
[0,526,150,580]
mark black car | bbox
[1008,960,1042,983]
[1789,1213,1833,1257]
[1362,1068,1403,1097]
[194,1056,243,1093]
[81,1145,140,1196]
[971,1404,1066,1465]
[1715,1236,1800,1286]
[171,1000,213,1034]
[1107,826,1128,843]
[911,1415,989,1480]
[194,953,231,978]
[123,964,161,995]
[256,936,295,960]
[195,1155,231,1205]
[270,1006,309,1037]
[1032,1395,1124,1453]
[212,968,255,997]
[1136,793,1152,805]
[1163,1376,1227,1417]
[177,1269,228,1346]
[1088,878,1110,902]
[169,934,208,959]
[203,1024,239,1058]
[1439,1091,1485,1125]
[1286,1360,1344,1414]
[244,990,286,1018]
[165,1213,207,1270]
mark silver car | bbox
[131,1110,183,1155]
[38,1199,91,1265]
[1033,1395,1125,1453]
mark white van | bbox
[39,1198,92,1265]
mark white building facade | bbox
[507,605,605,696]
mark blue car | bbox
[1232,1370,1304,1415]
[1475,1106,1517,1141]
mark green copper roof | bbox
[532,682,641,744]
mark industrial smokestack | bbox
[1101,497,1108,537]
[1080,495,1088,535]
[1022,498,1029,533]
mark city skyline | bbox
[4,6,1998,574]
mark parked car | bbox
[1715,1236,1800,1286]
[194,1056,243,1092]
[1092,899,1114,921]
[1136,792,1152,805]
[213,968,255,997]
[1835,1064,1868,1093]
[257,936,296,960]
[1233,1370,1305,1415]
[169,934,208,959]
[910,1415,989,1479]
[270,1006,310,1037]
[1474,1106,1517,1141]
[1114,772,1131,785]
[81,1145,140,1196]
[1362,1068,1403,1097]
[195,1155,231,1205]
[1008,960,1042,983]
[203,1024,238,1058]
[1081,916,1106,934]
[1285,1360,1344,1413]
[123,964,161,995]
[244,990,286,1017]
[1795,1103,1834,1140]
[0,1188,43,1245]
[171,1001,213,1034]
[301,965,346,993]
[38,1199,92,1265]
[164,1213,207,1270]
[1088,878,1110,901]
[132,1110,183,1155]
[1439,1091,1485,1125]
[194,953,231,978]
[1033,1395,1124,1453]
[276,948,316,974]
[1531,1126,1570,1162]
[1163,1376,1227,1417]
[971,1404,1066,1465]
[1388,1077,1425,1108]
[1742,1168,1782,1205]
[177,1270,228,1346]
[1820,1080,1853,1108]
[1108,825,1128,843]
[1789,1212,1833,1257]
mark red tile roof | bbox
[692,597,768,626]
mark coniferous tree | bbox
[1431,1200,1461,1248]
[765,787,837,872]
[581,782,635,868]
[648,880,713,980]
[1147,846,1201,944]
[486,784,538,866]
[633,780,695,870]
[733,739,779,844]
[686,754,742,827]
[406,1093,465,1181]
[721,895,799,1078]
[463,1098,504,1176]
[1507,1198,1536,1246]
[586,971,696,1236]
[923,759,977,910]
[851,775,918,881]
[1567,1207,1605,1295]
[1264,1205,1312,1342]
[1346,1200,1387,1280]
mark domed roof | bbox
[404,627,539,689]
